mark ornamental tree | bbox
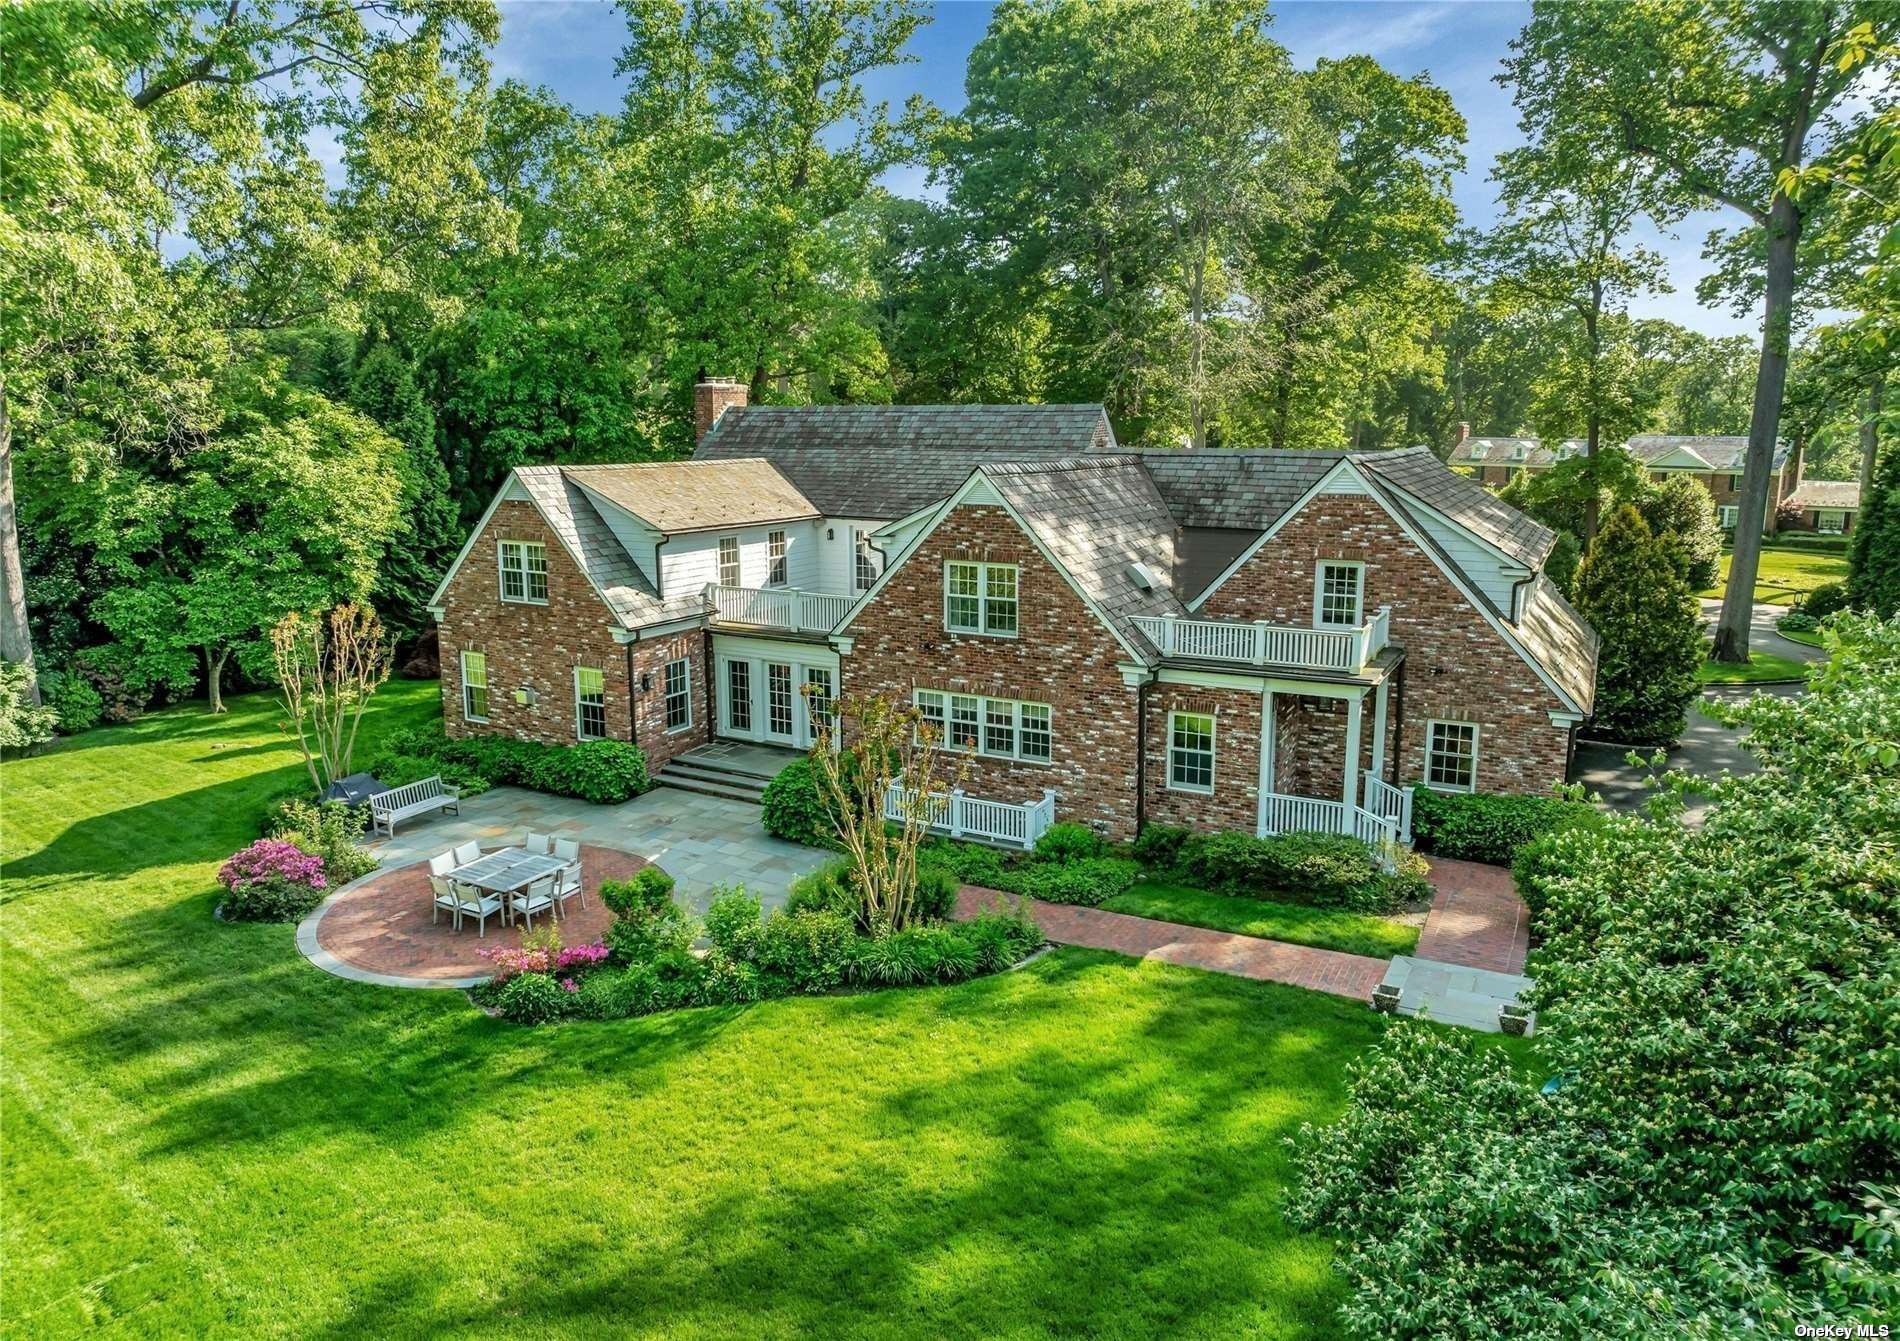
[1573,503,1705,744]
[271,603,394,796]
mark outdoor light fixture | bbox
[514,686,537,707]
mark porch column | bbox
[1370,678,1389,782]
[1256,688,1276,838]
[1341,689,1364,808]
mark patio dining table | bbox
[448,848,572,926]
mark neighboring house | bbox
[430,382,1598,848]
[1779,478,1861,534]
[1446,426,1803,534]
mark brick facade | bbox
[839,504,1143,841]
[1142,685,1262,834]
[1199,490,1573,798]
[435,499,711,768]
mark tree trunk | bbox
[1712,192,1803,664]
[205,646,228,713]
[1859,374,1884,499]
[0,385,36,704]
[1582,308,1602,546]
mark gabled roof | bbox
[508,468,695,630]
[1357,448,1556,570]
[1626,435,1790,474]
[561,459,817,533]
[1127,449,1344,529]
[695,404,1115,518]
[979,457,1188,654]
[1786,478,1861,510]
[1514,575,1599,714]
[1447,437,1586,468]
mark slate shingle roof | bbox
[1784,478,1861,510]
[978,457,1187,655]
[1447,436,1587,468]
[562,459,817,533]
[1357,447,1557,569]
[511,468,703,630]
[1624,434,1791,473]
[1127,449,1343,529]
[1514,574,1599,713]
[695,404,1114,518]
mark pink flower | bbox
[218,839,328,893]
[560,978,579,993]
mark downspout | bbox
[1134,677,1148,836]
[625,638,639,747]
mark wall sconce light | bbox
[640,672,653,693]
[514,686,538,707]
[826,526,835,541]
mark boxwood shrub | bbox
[365,725,648,805]
[1408,786,1601,866]
[1176,830,1422,914]
[760,757,840,847]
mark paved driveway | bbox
[1573,684,1803,820]
[367,785,831,914]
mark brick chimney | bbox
[694,378,748,445]
[1455,421,1471,445]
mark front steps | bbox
[655,741,799,804]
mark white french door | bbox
[764,662,797,744]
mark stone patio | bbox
[366,784,831,916]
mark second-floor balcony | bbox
[704,583,855,635]
[1131,606,1392,675]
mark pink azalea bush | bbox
[478,938,609,984]
[216,839,329,921]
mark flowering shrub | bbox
[478,934,609,984]
[217,839,328,921]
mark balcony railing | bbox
[704,583,855,634]
[884,783,1058,851]
[1131,605,1392,674]
[1361,771,1413,844]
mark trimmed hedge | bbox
[760,757,840,847]
[366,725,649,805]
[918,838,1138,907]
[1176,830,1425,914]
[1409,786,1602,866]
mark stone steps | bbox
[655,747,789,804]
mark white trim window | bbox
[718,536,741,588]
[574,666,607,741]
[914,689,1051,763]
[1425,720,1478,792]
[1168,711,1215,793]
[944,561,1019,636]
[1315,561,1364,628]
[854,530,878,591]
[460,650,489,722]
[804,667,834,735]
[1717,505,1739,529]
[498,541,548,604]
[767,530,787,586]
[664,657,692,732]
[725,659,752,733]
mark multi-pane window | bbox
[1718,505,1739,529]
[1168,712,1214,793]
[944,561,1019,636]
[574,666,606,741]
[726,660,751,732]
[498,541,548,603]
[460,650,489,722]
[1426,720,1478,792]
[664,657,691,732]
[854,532,878,591]
[767,663,794,737]
[767,530,787,586]
[1317,562,1363,628]
[804,668,834,735]
[718,536,740,587]
[913,690,1051,763]
[1726,473,1742,491]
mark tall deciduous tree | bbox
[1509,0,1898,662]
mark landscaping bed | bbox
[1101,881,1422,959]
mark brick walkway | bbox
[955,886,1389,1000]
[310,844,647,984]
[1413,857,1530,975]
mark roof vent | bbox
[1126,561,1161,592]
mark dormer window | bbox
[498,541,548,604]
[1315,562,1364,629]
[945,561,1018,636]
[718,536,740,587]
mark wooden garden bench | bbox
[368,776,461,837]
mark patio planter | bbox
[1499,1002,1534,1036]
[1371,983,1402,1014]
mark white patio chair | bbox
[430,874,461,927]
[449,879,504,938]
[511,875,557,932]
[453,840,482,867]
[552,839,583,909]
[429,851,455,878]
[522,832,551,856]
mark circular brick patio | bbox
[300,844,650,989]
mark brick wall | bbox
[436,499,712,767]
[1199,490,1573,796]
[628,628,712,771]
[1142,685,1262,833]
[839,504,1142,840]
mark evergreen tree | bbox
[348,343,462,641]
[1847,442,1900,618]
[1573,504,1705,745]
[1638,473,1722,591]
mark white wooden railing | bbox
[884,783,1057,851]
[704,584,855,633]
[1132,605,1392,673]
[1261,791,1399,851]
[1361,771,1412,844]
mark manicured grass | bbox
[1697,649,1813,683]
[1698,543,1849,605]
[1102,881,1420,960]
[2,685,1390,1338]
[1777,624,1826,649]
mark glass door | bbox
[765,662,796,745]
[802,667,834,745]
[721,659,753,737]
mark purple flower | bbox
[560,978,579,993]
[218,839,328,892]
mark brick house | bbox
[430,383,1598,847]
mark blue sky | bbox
[488,0,1755,338]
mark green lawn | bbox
[2,685,1392,1338]
[1698,649,1813,683]
[1103,882,1421,960]
[1698,543,1849,605]
[1777,624,1826,649]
